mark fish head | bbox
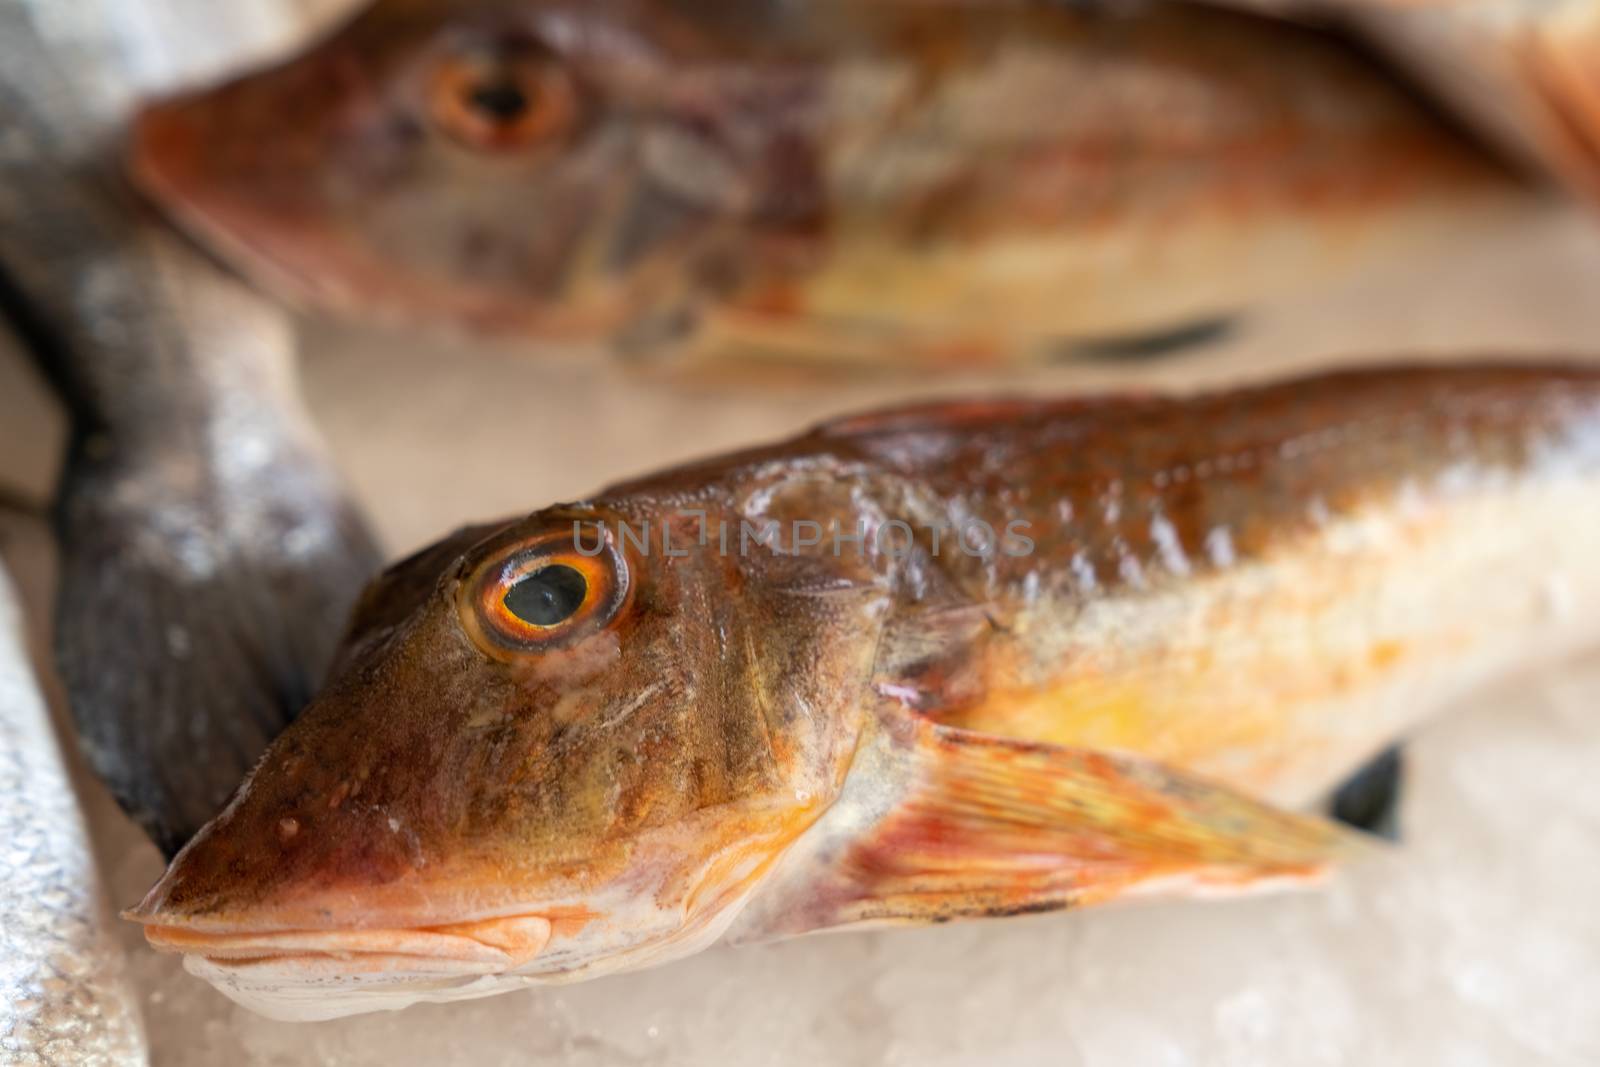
[130,0,823,337]
[127,499,886,1018]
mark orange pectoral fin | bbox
[733,721,1366,943]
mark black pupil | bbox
[468,80,530,121]
[503,564,587,627]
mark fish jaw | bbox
[130,912,555,1021]
[123,844,572,1017]
[177,955,525,1022]
[140,913,554,967]
[119,754,827,1019]
[124,817,806,1020]
[133,871,769,1021]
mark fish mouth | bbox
[136,914,553,977]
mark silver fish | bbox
[0,562,146,1066]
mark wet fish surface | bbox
[0,0,383,857]
[128,360,1600,1020]
[0,562,147,1066]
[129,0,1526,366]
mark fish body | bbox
[0,564,147,1066]
[130,361,1600,1019]
[130,0,1524,366]
[0,0,383,856]
[1215,0,1600,204]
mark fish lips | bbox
[131,912,555,1019]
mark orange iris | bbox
[460,525,629,657]
[428,48,579,153]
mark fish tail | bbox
[44,251,384,859]
[51,428,382,858]
[0,0,384,859]
[0,177,383,858]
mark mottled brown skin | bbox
[137,361,1600,946]
[139,504,880,931]
[128,0,1516,361]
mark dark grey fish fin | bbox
[0,6,385,858]
[1058,315,1238,363]
[1328,745,1405,841]
[50,431,383,858]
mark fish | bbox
[1209,0,1600,204]
[127,360,1600,1020]
[0,561,148,1066]
[0,0,384,858]
[128,0,1528,368]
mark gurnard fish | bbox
[0,0,383,857]
[0,563,146,1066]
[130,361,1600,1020]
[129,0,1530,367]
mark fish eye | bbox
[429,48,578,153]
[460,526,629,658]
[503,564,587,627]
[469,81,531,122]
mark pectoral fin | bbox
[733,721,1363,943]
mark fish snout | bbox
[128,87,360,311]
[138,913,552,971]
[128,91,276,228]
[129,911,556,1021]
[128,96,202,199]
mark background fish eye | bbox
[427,45,579,153]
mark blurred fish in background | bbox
[129,0,1554,369]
